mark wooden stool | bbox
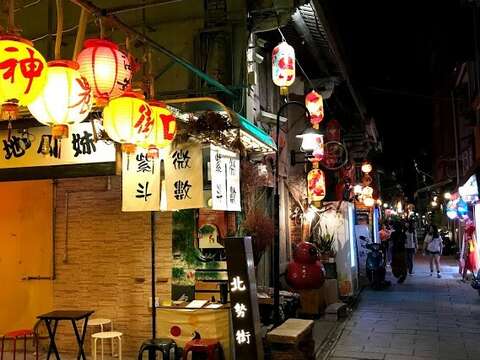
[0,329,38,360]
[267,319,315,360]
[92,331,122,360]
[137,338,177,360]
[183,339,223,360]
[87,319,114,357]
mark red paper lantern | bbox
[305,90,324,125]
[76,39,132,105]
[307,168,326,203]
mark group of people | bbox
[379,222,443,283]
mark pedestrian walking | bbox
[379,223,391,265]
[405,221,417,275]
[423,225,443,278]
[391,222,407,283]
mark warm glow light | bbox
[28,60,92,138]
[353,184,363,195]
[272,41,295,93]
[103,92,154,153]
[363,196,375,207]
[377,199,383,206]
[444,192,451,200]
[396,201,403,213]
[0,35,47,118]
[383,203,389,208]
[304,206,316,223]
[77,39,132,104]
[305,90,324,125]
[141,100,176,157]
[362,186,374,197]
[361,161,372,173]
[431,201,438,207]
[297,128,323,154]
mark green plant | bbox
[198,224,216,235]
[172,267,185,280]
[313,226,336,257]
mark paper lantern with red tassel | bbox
[76,39,132,105]
[272,41,295,95]
[307,168,326,204]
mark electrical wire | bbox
[32,22,90,42]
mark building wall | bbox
[0,180,54,335]
[52,176,172,356]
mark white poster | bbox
[122,149,161,212]
[355,224,371,276]
[164,142,204,210]
[0,123,115,168]
[210,145,241,211]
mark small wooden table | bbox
[37,310,94,360]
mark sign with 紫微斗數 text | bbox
[164,142,204,210]
[225,237,264,359]
[122,148,161,212]
[210,145,241,211]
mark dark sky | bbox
[327,0,473,197]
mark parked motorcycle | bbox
[365,242,391,290]
[471,270,480,295]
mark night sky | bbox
[327,0,473,197]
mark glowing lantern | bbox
[28,60,92,138]
[353,184,363,195]
[76,39,132,105]
[305,90,324,125]
[272,41,295,95]
[362,186,374,197]
[297,128,324,161]
[363,196,375,207]
[361,161,372,173]
[307,168,326,204]
[0,35,47,119]
[103,92,154,153]
[141,100,176,158]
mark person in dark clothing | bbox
[405,221,418,275]
[391,221,407,283]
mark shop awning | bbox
[165,97,276,153]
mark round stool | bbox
[87,319,114,357]
[183,339,223,360]
[92,331,122,360]
[1,329,38,360]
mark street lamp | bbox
[296,127,323,153]
[274,101,311,325]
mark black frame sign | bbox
[225,237,264,359]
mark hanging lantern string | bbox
[7,0,15,33]
[277,27,316,91]
[147,48,155,99]
[73,7,88,59]
[98,16,105,39]
[55,0,63,59]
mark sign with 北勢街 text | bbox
[0,123,116,180]
[122,148,161,212]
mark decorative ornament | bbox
[272,41,295,95]
[307,168,326,204]
[76,39,132,105]
[305,90,324,125]
[286,242,325,290]
[141,100,176,158]
[362,186,374,197]
[28,60,92,139]
[0,35,47,120]
[102,92,154,153]
[363,196,375,207]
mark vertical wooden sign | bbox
[224,237,264,359]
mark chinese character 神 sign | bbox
[122,149,161,212]
[164,142,204,210]
[210,145,241,211]
[225,237,264,359]
[0,123,115,170]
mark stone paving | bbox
[327,255,480,360]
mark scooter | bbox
[365,242,391,290]
[471,270,480,295]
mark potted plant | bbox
[311,226,337,279]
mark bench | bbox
[266,319,315,359]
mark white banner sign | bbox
[164,142,204,210]
[0,123,115,168]
[122,149,161,212]
[210,145,241,211]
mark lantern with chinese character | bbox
[307,168,326,204]
[102,92,154,153]
[28,60,92,138]
[0,35,47,120]
[305,90,324,125]
[141,100,176,158]
[272,41,295,95]
[76,39,132,105]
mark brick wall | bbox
[52,176,172,356]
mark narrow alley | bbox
[327,256,480,360]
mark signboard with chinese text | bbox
[0,123,116,180]
[164,142,204,210]
[122,149,161,212]
[210,145,241,211]
[224,237,264,359]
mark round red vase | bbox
[287,260,326,290]
[293,241,319,264]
